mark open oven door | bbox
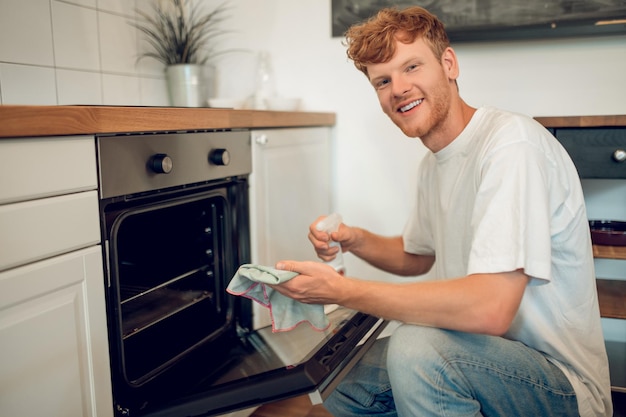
[129,308,387,417]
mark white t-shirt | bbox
[403,107,611,416]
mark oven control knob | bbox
[613,149,626,163]
[150,153,173,174]
[209,149,230,166]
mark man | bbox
[272,6,611,417]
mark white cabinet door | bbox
[249,127,332,328]
[0,246,113,417]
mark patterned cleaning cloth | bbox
[226,264,330,333]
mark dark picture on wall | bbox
[331,0,626,42]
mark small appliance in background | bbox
[589,220,626,246]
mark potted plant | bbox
[133,0,233,107]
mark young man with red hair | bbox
[273,7,611,416]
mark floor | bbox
[250,395,333,417]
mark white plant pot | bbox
[166,64,213,107]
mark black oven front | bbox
[97,130,386,417]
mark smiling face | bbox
[366,36,463,151]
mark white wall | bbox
[2,1,625,292]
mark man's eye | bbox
[407,64,418,72]
[375,79,390,89]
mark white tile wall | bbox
[0,63,57,104]
[56,68,102,104]
[99,11,138,74]
[0,0,55,66]
[98,0,136,16]
[139,76,169,106]
[62,0,97,7]
[135,54,167,77]
[102,73,142,105]
[51,1,100,71]
[134,0,154,16]
[0,0,173,106]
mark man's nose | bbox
[391,76,412,98]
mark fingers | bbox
[309,216,331,242]
[275,260,334,275]
[275,260,296,272]
[308,237,341,262]
[275,260,314,274]
[308,217,340,261]
[309,215,355,264]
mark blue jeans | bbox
[324,324,579,417]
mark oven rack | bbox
[121,285,212,339]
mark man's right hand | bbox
[308,215,353,262]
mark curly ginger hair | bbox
[344,7,451,77]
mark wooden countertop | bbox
[0,105,336,138]
[535,114,626,128]
[2,107,621,138]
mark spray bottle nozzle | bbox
[315,212,342,233]
[316,213,345,274]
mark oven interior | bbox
[108,189,238,386]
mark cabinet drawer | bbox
[555,128,626,179]
[0,136,97,204]
[0,191,100,271]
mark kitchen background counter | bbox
[0,105,335,138]
[3,105,624,139]
[534,115,626,128]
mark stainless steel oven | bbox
[96,130,386,416]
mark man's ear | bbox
[441,47,460,81]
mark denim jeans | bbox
[324,324,579,417]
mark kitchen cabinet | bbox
[249,127,332,329]
[0,136,113,417]
[536,115,626,395]
[0,247,112,417]
[0,106,340,417]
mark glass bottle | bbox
[253,51,276,110]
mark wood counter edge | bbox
[535,114,626,128]
[0,105,336,138]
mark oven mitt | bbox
[226,264,330,333]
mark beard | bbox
[388,80,453,144]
